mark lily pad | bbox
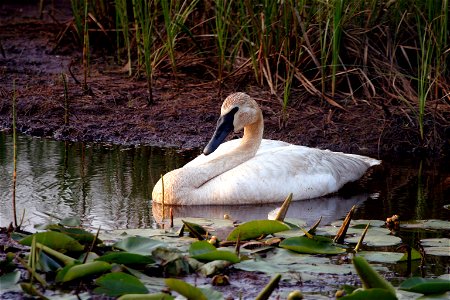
[113,236,166,255]
[358,250,421,263]
[345,232,402,247]
[118,294,174,300]
[96,252,155,265]
[331,220,386,228]
[279,236,346,254]
[420,238,450,256]
[20,231,84,252]
[189,241,239,263]
[227,220,290,241]
[401,220,450,230]
[398,277,450,294]
[56,261,112,282]
[0,271,21,291]
[340,288,397,300]
[94,272,149,297]
[47,225,100,244]
[165,278,207,300]
[59,216,82,227]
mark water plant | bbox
[65,1,448,149]
[11,80,18,227]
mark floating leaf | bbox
[399,248,422,261]
[0,271,20,291]
[189,241,239,263]
[340,288,397,299]
[56,261,112,283]
[227,220,290,241]
[165,278,207,300]
[37,250,62,272]
[352,256,396,296]
[47,225,100,244]
[60,216,82,227]
[94,272,149,297]
[402,220,450,230]
[279,236,346,254]
[113,236,166,255]
[345,232,402,247]
[398,277,450,294]
[118,293,174,300]
[96,252,155,265]
[20,231,84,252]
[199,260,232,277]
[358,250,421,264]
[181,220,208,240]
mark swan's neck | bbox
[189,110,264,188]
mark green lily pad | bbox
[0,271,21,291]
[20,231,84,252]
[331,220,386,228]
[47,225,100,245]
[118,293,174,300]
[56,261,112,283]
[189,241,239,263]
[94,272,149,297]
[165,278,207,300]
[345,232,402,247]
[59,216,82,227]
[340,288,397,299]
[279,236,346,254]
[96,252,155,265]
[399,277,450,294]
[113,236,166,255]
[402,220,450,230]
[227,220,290,241]
[420,238,450,256]
[358,249,421,263]
[420,238,450,247]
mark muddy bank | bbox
[0,2,448,157]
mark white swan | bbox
[152,92,381,205]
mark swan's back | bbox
[184,140,380,205]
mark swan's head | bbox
[203,92,261,155]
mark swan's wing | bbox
[184,139,291,167]
[197,146,377,204]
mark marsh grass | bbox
[70,0,449,147]
[12,80,18,227]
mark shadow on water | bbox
[1,133,449,231]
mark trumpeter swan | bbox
[152,92,380,205]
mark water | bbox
[1,133,449,231]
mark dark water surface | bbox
[1,133,449,230]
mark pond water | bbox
[1,133,449,231]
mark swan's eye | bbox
[217,106,239,126]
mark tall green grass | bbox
[72,0,449,145]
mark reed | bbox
[61,73,69,126]
[69,0,449,146]
[132,0,155,103]
[115,0,131,75]
[12,80,18,228]
[214,0,233,83]
[82,0,90,90]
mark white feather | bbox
[152,93,381,205]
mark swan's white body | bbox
[152,93,380,205]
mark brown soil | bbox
[0,1,449,157]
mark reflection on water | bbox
[1,133,449,230]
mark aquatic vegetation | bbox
[65,0,449,147]
[2,214,449,299]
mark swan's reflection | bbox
[152,194,369,225]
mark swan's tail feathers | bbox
[344,153,381,167]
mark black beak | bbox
[203,107,239,155]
